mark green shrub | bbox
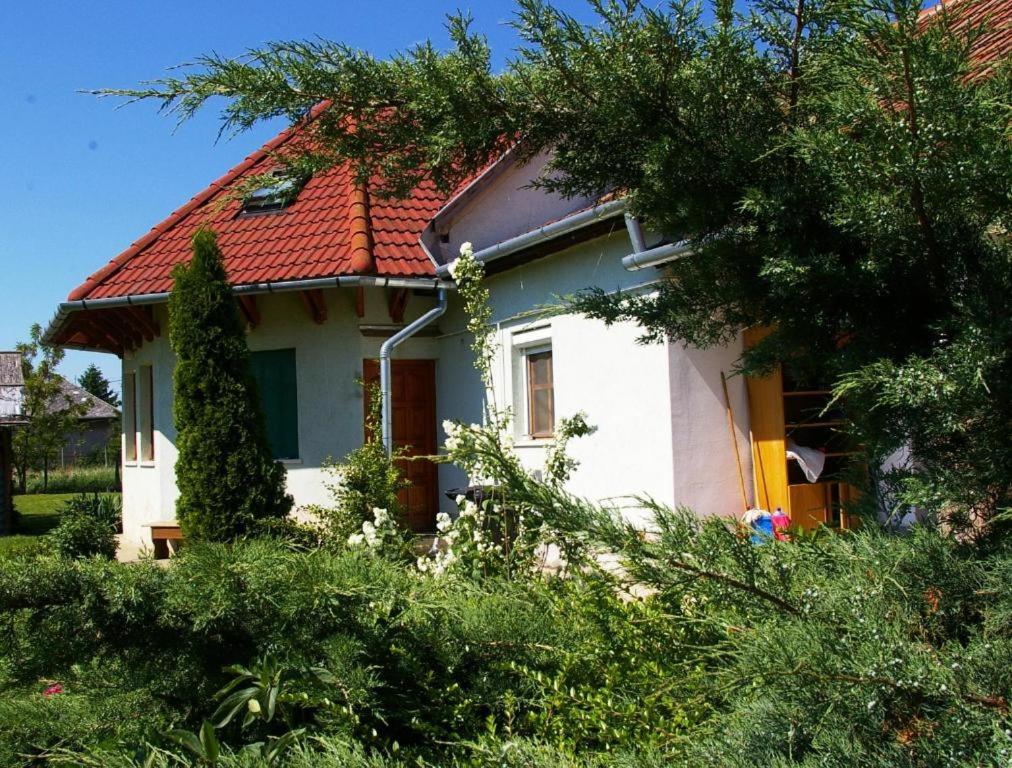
[47,494,121,560]
[2,523,1009,766]
[48,513,117,560]
[61,492,122,533]
[247,516,322,550]
[169,229,292,541]
[311,384,408,544]
[0,685,167,767]
[0,535,50,561]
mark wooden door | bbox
[363,359,439,532]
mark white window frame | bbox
[510,323,555,442]
[138,365,155,464]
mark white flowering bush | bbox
[342,505,414,561]
[419,244,597,580]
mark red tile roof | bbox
[68,115,448,301]
[919,0,1012,76]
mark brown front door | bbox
[363,359,439,532]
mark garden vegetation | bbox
[0,0,1004,764]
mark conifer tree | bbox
[168,229,292,540]
[77,363,120,407]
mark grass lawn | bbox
[1,493,123,560]
[13,493,77,536]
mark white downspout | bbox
[379,289,448,455]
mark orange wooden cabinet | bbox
[743,328,860,531]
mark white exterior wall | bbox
[667,339,752,517]
[435,152,599,264]
[119,287,439,549]
[433,158,754,522]
[435,231,676,523]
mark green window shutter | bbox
[249,349,299,460]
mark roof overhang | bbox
[44,274,456,355]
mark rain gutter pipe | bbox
[42,274,454,346]
[431,198,693,278]
[378,288,448,455]
[434,198,628,279]
[621,239,696,271]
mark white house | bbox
[46,117,860,552]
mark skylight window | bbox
[240,169,305,215]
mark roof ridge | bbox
[67,104,328,301]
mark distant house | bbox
[0,352,26,535]
[51,378,120,467]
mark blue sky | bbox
[0,0,592,390]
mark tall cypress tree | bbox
[169,229,292,540]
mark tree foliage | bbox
[12,324,87,493]
[168,229,292,541]
[77,363,120,408]
[102,0,1011,533]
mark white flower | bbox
[459,241,473,257]
[436,512,453,532]
[372,507,389,526]
[248,699,262,714]
[362,520,378,547]
[347,533,365,547]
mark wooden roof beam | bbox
[74,316,124,356]
[93,312,141,351]
[237,295,261,328]
[388,287,409,324]
[300,289,327,325]
[125,306,161,341]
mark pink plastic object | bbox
[772,508,792,541]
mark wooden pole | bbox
[721,371,750,511]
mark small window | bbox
[249,349,299,460]
[123,372,137,462]
[240,170,304,215]
[526,348,555,438]
[138,366,155,461]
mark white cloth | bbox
[786,439,826,483]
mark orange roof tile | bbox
[68,113,448,301]
[919,0,1012,77]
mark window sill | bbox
[279,458,303,466]
[124,461,138,467]
[514,438,555,449]
[139,461,156,468]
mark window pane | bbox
[529,351,552,385]
[532,388,554,436]
[249,349,299,460]
[123,373,137,462]
[527,348,554,437]
[139,366,154,461]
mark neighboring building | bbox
[0,352,26,535]
[51,378,120,467]
[42,0,1009,550]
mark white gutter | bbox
[378,289,448,455]
[621,239,696,271]
[434,198,628,278]
[42,274,454,346]
[624,213,648,254]
[430,197,693,278]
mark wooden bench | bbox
[143,520,183,560]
